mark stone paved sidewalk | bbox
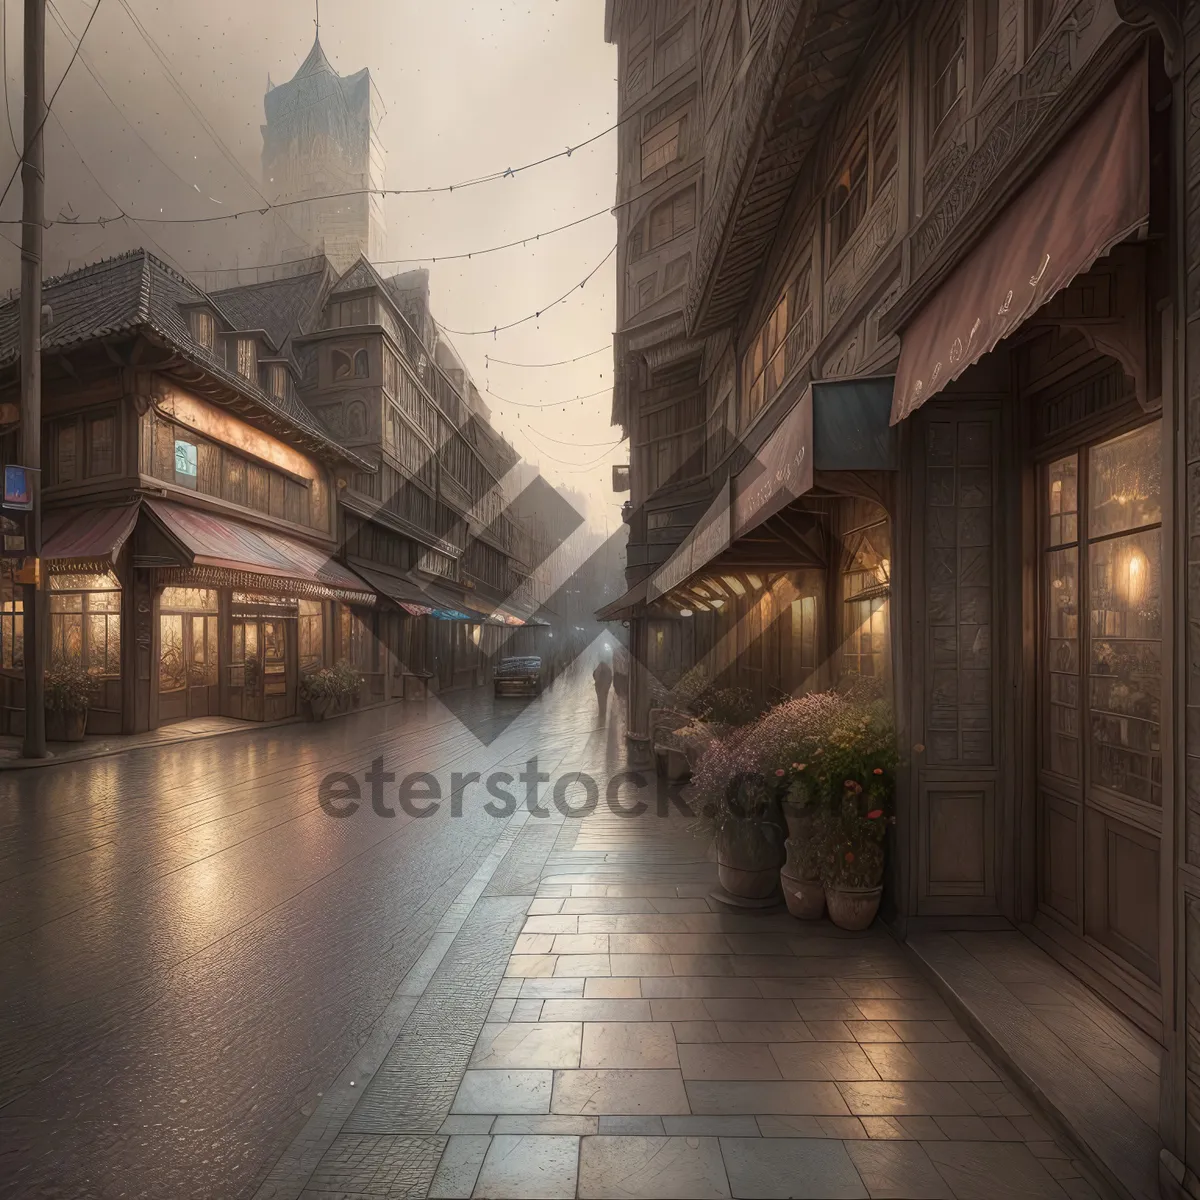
[262,763,1114,1199]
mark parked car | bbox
[494,655,542,697]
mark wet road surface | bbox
[0,664,625,1199]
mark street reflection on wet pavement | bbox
[0,662,625,1199]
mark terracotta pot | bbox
[302,696,329,722]
[826,885,882,931]
[716,817,785,899]
[781,795,819,843]
[780,866,825,919]
[64,709,87,741]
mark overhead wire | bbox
[486,346,610,368]
[486,384,611,411]
[0,0,104,215]
[45,0,206,200]
[436,245,615,337]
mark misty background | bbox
[0,0,623,527]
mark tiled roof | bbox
[211,262,331,357]
[0,249,362,467]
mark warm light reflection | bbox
[1121,547,1149,606]
[722,575,746,596]
[747,574,763,590]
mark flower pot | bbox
[780,866,825,920]
[716,816,785,899]
[64,709,87,741]
[826,885,882,931]
[302,695,329,722]
[781,800,815,844]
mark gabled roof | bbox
[211,259,333,359]
[0,249,364,468]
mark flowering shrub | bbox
[821,788,891,890]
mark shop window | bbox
[299,599,323,672]
[929,8,965,148]
[0,564,22,669]
[842,520,891,682]
[791,595,819,688]
[1041,423,1163,805]
[49,572,122,677]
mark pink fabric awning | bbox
[144,499,375,601]
[892,60,1148,424]
[43,504,139,567]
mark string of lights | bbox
[0,111,631,228]
[486,385,611,411]
[436,245,615,338]
[486,345,610,368]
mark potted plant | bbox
[713,772,787,900]
[822,786,890,930]
[331,660,363,713]
[44,659,97,742]
[299,668,334,721]
[782,811,830,921]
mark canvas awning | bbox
[596,575,650,621]
[43,503,139,570]
[351,563,437,616]
[645,377,897,602]
[648,483,732,602]
[892,61,1148,424]
[143,499,377,605]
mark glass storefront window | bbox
[50,572,121,676]
[1088,423,1162,538]
[161,587,218,612]
[0,565,22,670]
[1040,423,1163,806]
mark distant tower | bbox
[261,29,386,271]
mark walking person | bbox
[593,657,613,724]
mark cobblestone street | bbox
[0,665,1114,1199]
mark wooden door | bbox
[231,619,263,722]
[186,614,218,717]
[1036,420,1163,1009]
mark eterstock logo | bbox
[317,757,690,820]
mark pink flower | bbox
[873,768,883,775]
[845,851,855,863]
[775,769,785,777]
[867,809,883,820]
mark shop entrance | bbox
[1035,413,1163,1026]
[158,588,219,724]
[229,596,298,722]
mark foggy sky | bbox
[0,0,622,524]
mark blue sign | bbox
[3,464,31,510]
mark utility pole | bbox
[20,0,46,759]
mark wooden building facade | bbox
[604,0,1200,1191]
[0,248,540,737]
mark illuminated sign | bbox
[2,465,32,510]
